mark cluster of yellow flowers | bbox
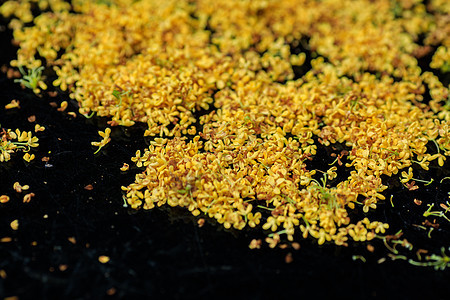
[0,127,39,162]
[1,182,35,208]
[2,0,450,247]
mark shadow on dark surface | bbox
[0,12,450,300]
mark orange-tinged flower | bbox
[23,193,35,203]
[98,255,110,263]
[57,101,68,112]
[13,182,29,193]
[0,195,10,203]
[5,99,20,109]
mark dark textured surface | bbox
[1,14,450,300]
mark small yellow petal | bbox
[120,163,129,171]
[98,255,110,263]
[10,219,19,230]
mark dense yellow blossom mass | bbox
[1,0,450,247]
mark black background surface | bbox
[1,11,450,300]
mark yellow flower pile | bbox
[1,0,450,247]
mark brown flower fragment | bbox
[59,265,68,271]
[106,288,117,296]
[291,242,301,250]
[285,252,294,263]
[423,219,439,229]
[416,249,428,260]
[405,181,419,191]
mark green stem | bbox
[411,177,434,185]
[431,139,440,154]
[257,205,274,211]
[94,146,103,154]
[269,229,288,237]
[84,111,96,119]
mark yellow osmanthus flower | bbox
[0,195,10,203]
[91,128,111,154]
[10,219,19,231]
[249,239,262,249]
[262,216,279,232]
[265,234,281,248]
[57,101,68,112]
[5,99,20,109]
[326,166,338,181]
[8,129,39,147]
[400,167,414,184]
[34,124,45,132]
[13,182,29,193]
[23,152,35,162]
[23,192,35,203]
